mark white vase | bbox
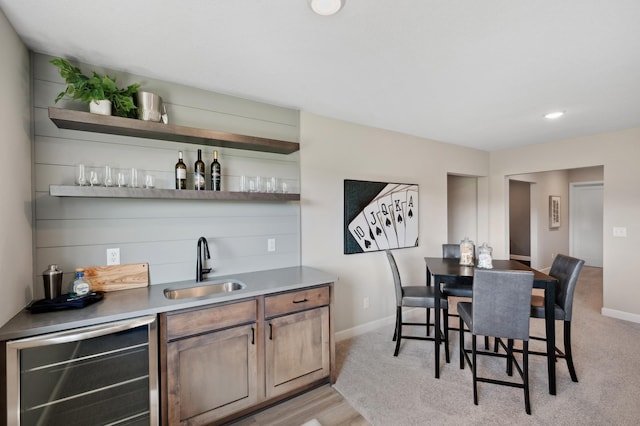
[89,99,112,115]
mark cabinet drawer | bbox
[265,286,330,318]
[165,299,257,341]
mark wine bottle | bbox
[175,151,187,190]
[194,149,205,190]
[210,150,221,191]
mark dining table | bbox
[424,257,559,395]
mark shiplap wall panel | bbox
[35,194,298,220]
[35,234,299,268]
[37,216,298,247]
[35,233,299,285]
[33,53,301,292]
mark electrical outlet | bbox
[267,238,276,252]
[107,248,120,265]
[363,297,370,309]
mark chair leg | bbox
[506,339,514,376]
[459,316,465,369]
[426,308,431,336]
[393,307,402,356]
[443,308,450,363]
[523,341,531,415]
[564,321,579,382]
[472,335,478,406]
[392,307,399,341]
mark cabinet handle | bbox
[293,298,308,304]
[269,323,273,340]
[251,327,255,345]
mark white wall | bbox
[0,11,32,325]
[447,175,478,245]
[489,128,640,321]
[299,112,489,335]
[32,53,302,298]
[569,166,603,183]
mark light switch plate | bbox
[613,227,627,237]
[267,238,276,252]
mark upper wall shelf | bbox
[49,185,300,201]
[48,107,300,155]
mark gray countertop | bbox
[0,266,337,341]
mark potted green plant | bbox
[51,58,140,118]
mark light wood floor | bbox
[229,385,369,426]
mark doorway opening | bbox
[570,181,603,267]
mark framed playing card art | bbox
[344,179,419,254]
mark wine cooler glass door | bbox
[6,315,158,426]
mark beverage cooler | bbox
[5,315,158,425]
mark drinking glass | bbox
[75,164,87,186]
[265,176,277,193]
[117,169,128,187]
[279,179,289,194]
[103,166,114,187]
[144,172,155,188]
[89,169,101,186]
[130,168,139,188]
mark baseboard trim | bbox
[601,307,640,324]
[335,308,423,342]
[335,314,394,342]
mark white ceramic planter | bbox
[89,99,112,115]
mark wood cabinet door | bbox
[166,324,257,425]
[265,306,330,399]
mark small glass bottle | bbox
[459,237,475,266]
[175,151,187,190]
[477,242,493,269]
[194,149,205,190]
[68,268,92,297]
[210,150,221,191]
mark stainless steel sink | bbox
[163,280,246,300]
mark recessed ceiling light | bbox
[309,0,344,16]
[544,111,565,120]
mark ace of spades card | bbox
[344,179,419,254]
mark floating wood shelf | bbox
[49,185,300,201]
[48,107,300,154]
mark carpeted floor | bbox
[333,267,640,425]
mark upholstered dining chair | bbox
[438,244,490,349]
[458,269,534,414]
[386,250,450,366]
[530,254,585,382]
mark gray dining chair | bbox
[386,250,450,366]
[458,268,534,415]
[530,254,585,382]
[438,244,489,350]
[494,254,585,384]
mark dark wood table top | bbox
[424,257,556,288]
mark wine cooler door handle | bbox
[7,315,157,349]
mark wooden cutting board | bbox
[82,263,149,292]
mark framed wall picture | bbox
[549,195,561,229]
[344,179,419,254]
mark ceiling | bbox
[1,0,639,151]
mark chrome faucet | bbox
[196,237,212,282]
